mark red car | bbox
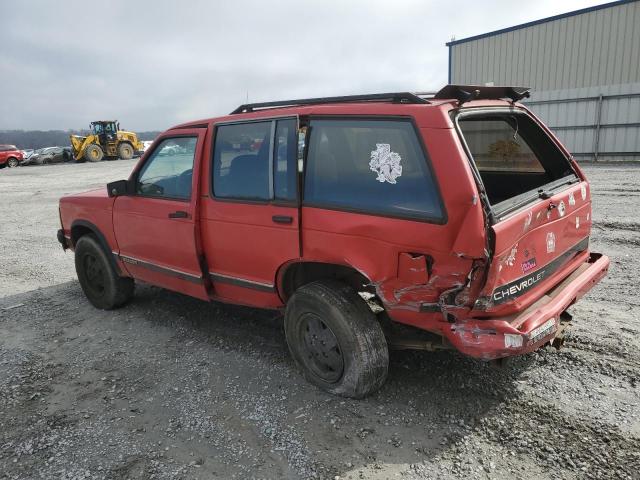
[0,145,23,168]
[57,85,609,398]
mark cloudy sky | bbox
[1,0,605,131]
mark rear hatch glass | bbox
[456,109,590,312]
[457,111,578,217]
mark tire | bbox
[284,280,389,398]
[7,157,19,168]
[74,234,134,309]
[84,144,104,162]
[117,143,134,160]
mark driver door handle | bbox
[168,210,189,219]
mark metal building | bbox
[447,0,640,161]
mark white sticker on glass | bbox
[369,144,402,184]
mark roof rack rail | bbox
[230,92,429,114]
[434,85,531,104]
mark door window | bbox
[213,121,271,200]
[136,137,197,200]
[212,119,298,202]
[274,119,297,201]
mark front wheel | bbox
[84,144,104,162]
[284,280,389,398]
[75,234,134,309]
[7,157,19,168]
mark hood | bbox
[68,187,110,198]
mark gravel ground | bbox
[0,161,639,480]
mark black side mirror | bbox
[107,179,133,197]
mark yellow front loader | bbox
[70,120,143,162]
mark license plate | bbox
[528,318,557,345]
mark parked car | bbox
[0,145,24,168]
[23,146,72,165]
[57,85,609,398]
[21,149,35,160]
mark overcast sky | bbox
[1,0,605,131]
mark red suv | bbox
[57,85,609,398]
[0,145,23,168]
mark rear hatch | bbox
[455,107,592,313]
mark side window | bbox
[213,121,271,200]
[212,119,297,201]
[136,137,197,200]
[274,119,297,201]
[304,119,443,221]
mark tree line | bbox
[0,130,161,150]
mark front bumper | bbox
[443,253,610,360]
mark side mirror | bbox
[107,179,133,197]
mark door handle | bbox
[168,210,189,219]
[272,215,293,224]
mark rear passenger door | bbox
[200,118,300,307]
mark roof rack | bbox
[434,85,531,104]
[230,92,430,114]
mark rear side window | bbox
[304,119,443,221]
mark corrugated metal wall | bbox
[524,83,640,161]
[449,0,640,161]
[449,1,640,90]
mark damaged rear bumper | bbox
[443,252,610,360]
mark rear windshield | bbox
[457,111,577,211]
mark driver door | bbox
[112,128,209,300]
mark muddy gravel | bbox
[0,161,639,480]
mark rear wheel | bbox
[117,143,134,160]
[6,157,19,168]
[75,234,134,309]
[284,280,389,398]
[84,144,104,162]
